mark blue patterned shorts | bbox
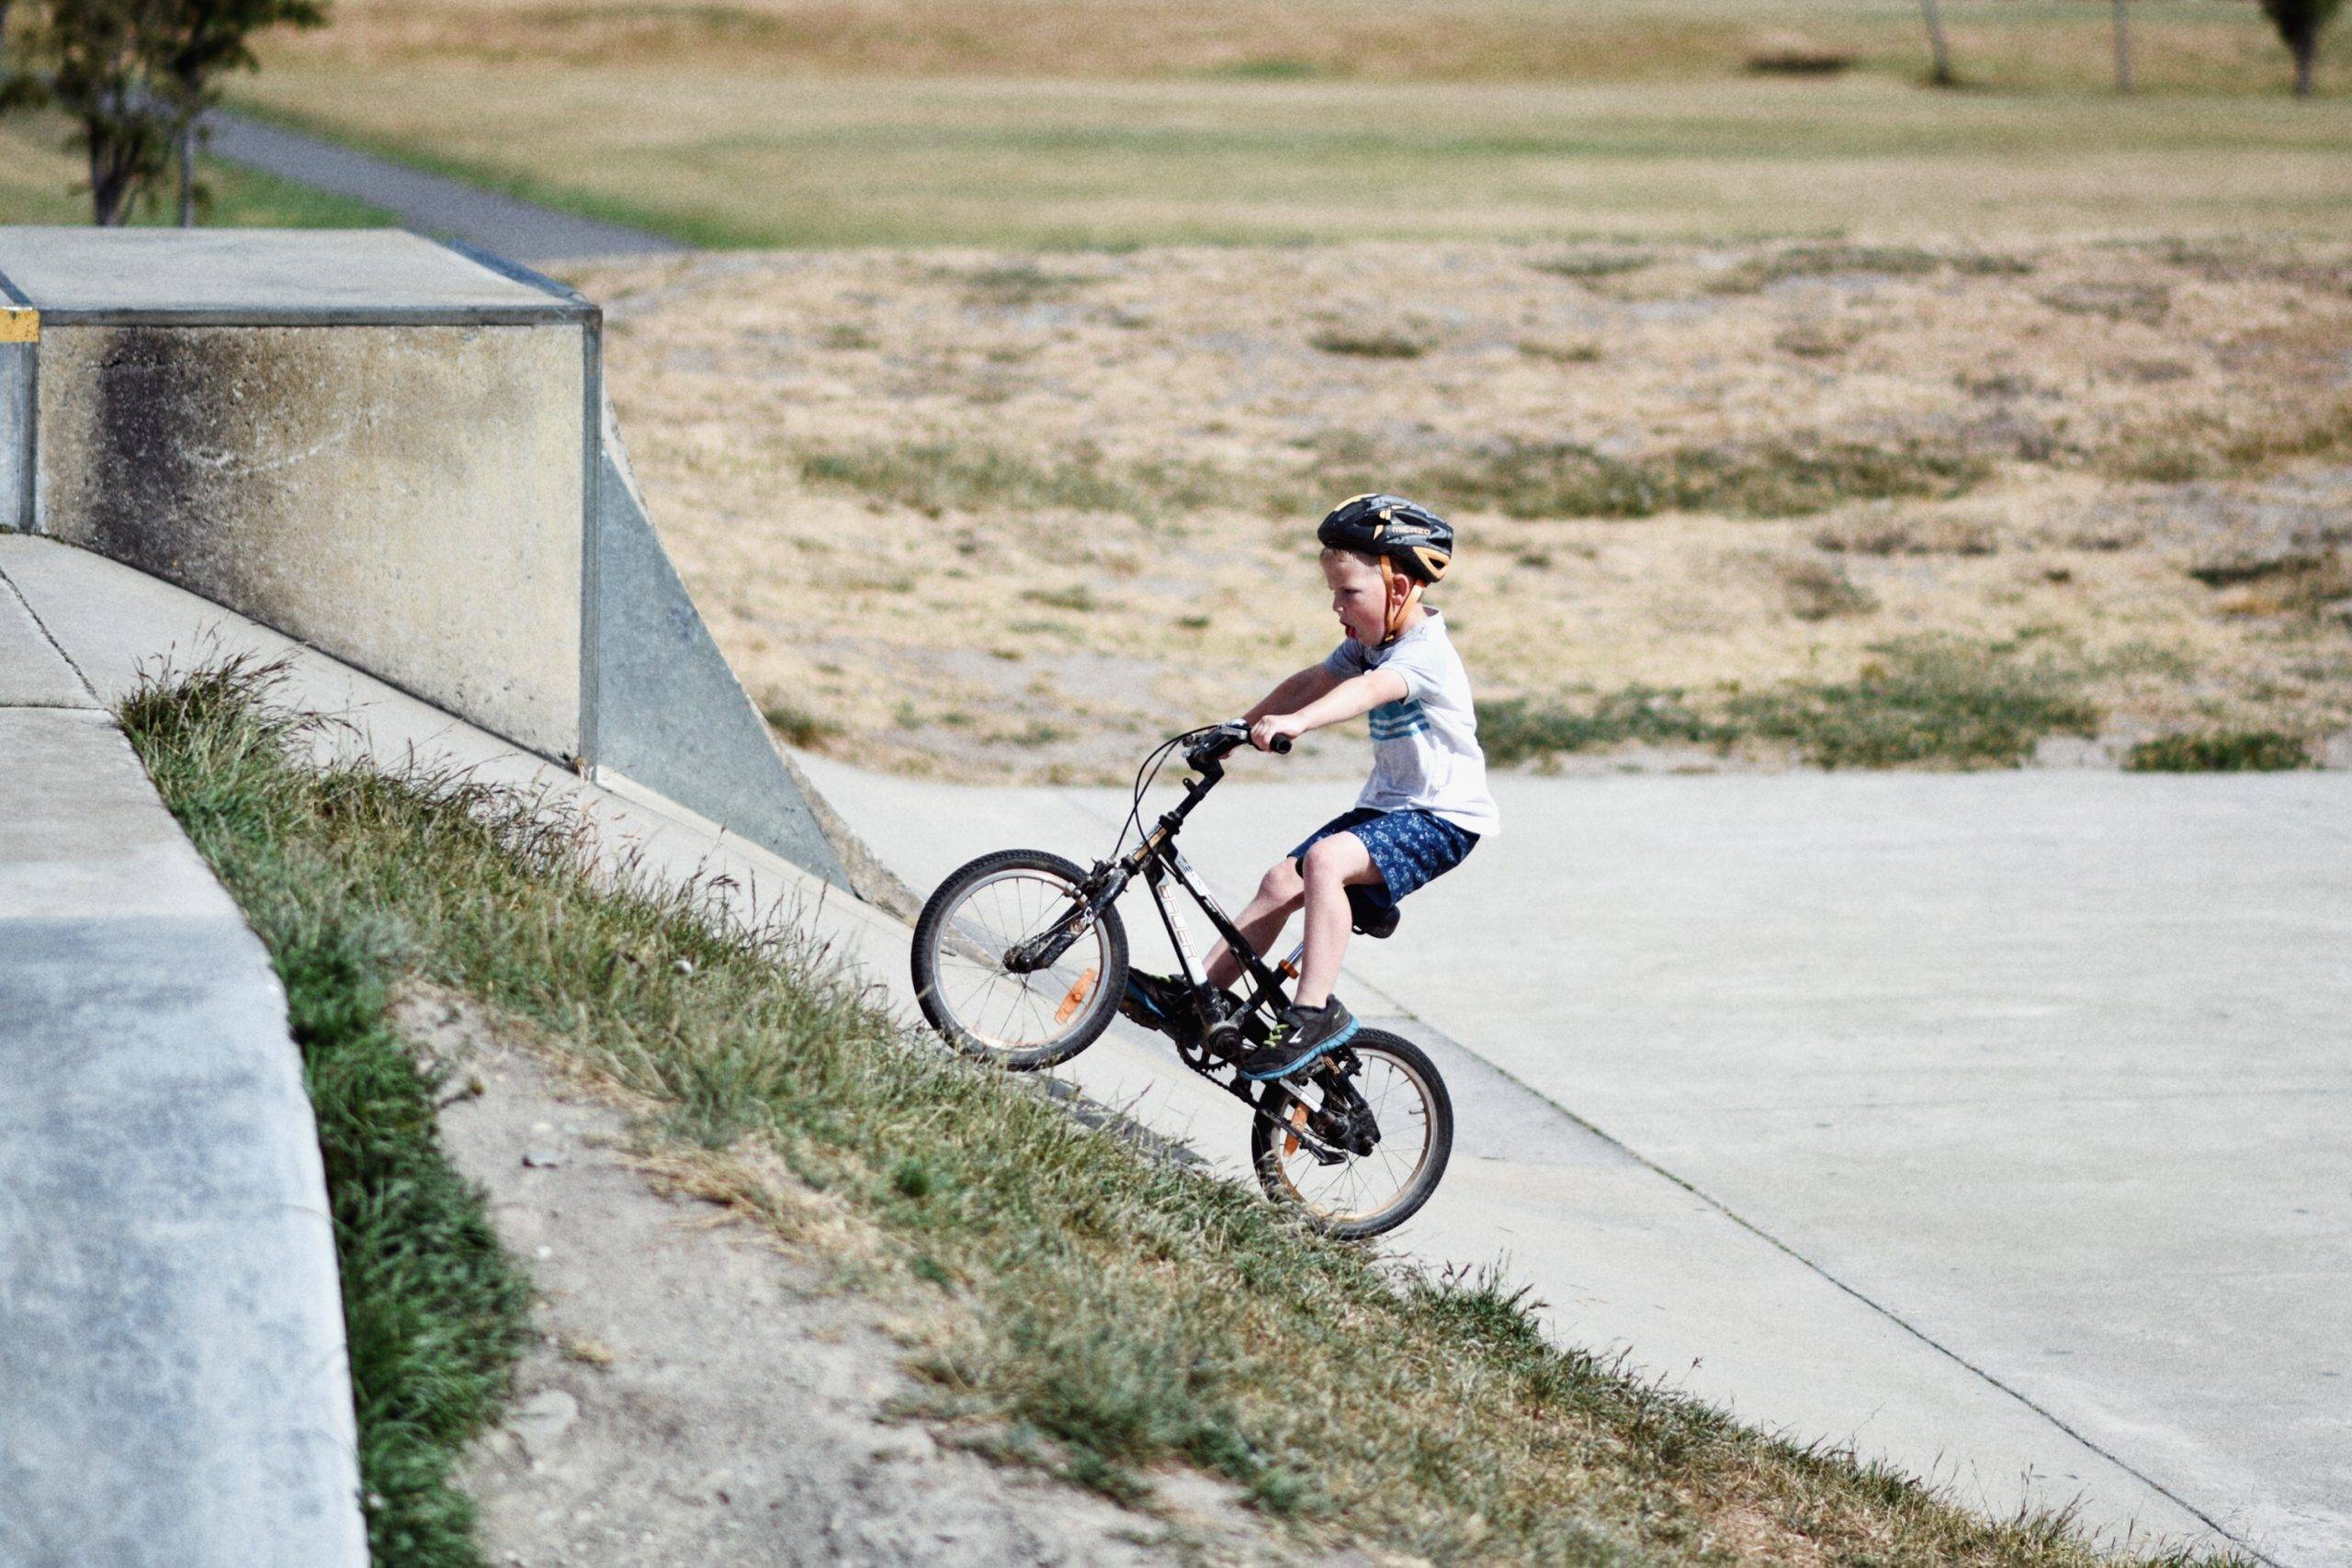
[1291,807,1479,912]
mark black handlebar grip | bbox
[1270,735,1293,754]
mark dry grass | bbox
[254,0,2346,96]
[567,237,2352,780]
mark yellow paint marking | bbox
[0,309,37,344]
[1053,965,1098,1025]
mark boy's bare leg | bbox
[1203,859,1306,990]
[1294,833,1382,1008]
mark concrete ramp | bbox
[0,227,843,886]
[0,575,366,1567]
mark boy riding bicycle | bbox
[1127,494,1498,1081]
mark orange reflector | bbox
[1054,966,1099,1024]
[1283,1101,1308,1159]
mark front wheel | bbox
[911,849,1128,1070]
[1250,1029,1453,1239]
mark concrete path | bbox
[0,563,366,1565]
[795,752,2352,1567]
[206,111,689,263]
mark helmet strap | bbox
[1379,558,1423,646]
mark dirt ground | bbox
[567,239,2352,784]
[401,986,1333,1567]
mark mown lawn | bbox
[0,114,397,230]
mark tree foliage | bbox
[2261,0,2342,94]
[2,0,327,224]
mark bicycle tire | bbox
[911,848,1129,1071]
[1250,1027,1453,1239]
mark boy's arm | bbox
[1250,668,1408,750]
[1242,664,1343,725]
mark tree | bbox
[1918,0,1956,85]
[156,0,327,224]
[2112,0,2133,92]
[2262,0,2341,95]
[2,0,327,225]
[6,0,179,224]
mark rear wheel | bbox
[911,849,1128,1070]
[1250,1028,1452,1239]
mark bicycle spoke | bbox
[925,865,1113,1059]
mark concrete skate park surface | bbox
[0,559,366,1564]
[797,751,2352,1566]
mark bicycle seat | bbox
[1346,886,1400,940]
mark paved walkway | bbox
[207,111,688,263]
[797,752,2352,1567]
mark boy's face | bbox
[1322,549,1390,644]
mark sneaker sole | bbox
[1238,1018,1360,1080]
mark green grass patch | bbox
[1483,638,2104,770]
[1478,687,1728,766]
[1307,328,1429,359]
[1730,635,2100,769]
[1323,434,1988,522]
[763,700,844,749]
[1530,250,1654,280]
[2102,401,2352,486]
[0,115,398,228]
[2126,729,2312,772]
[118,663,533,1568]
[797,441,1240,522]
[116,661,2251,1567]
[1708,242,1948,294]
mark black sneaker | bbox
[1122,971,1216,1037]
[1235,998,1359,1080]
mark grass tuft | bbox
[1730,636,2099,769]
[2126,730,2312,772]
[1308,327,1429,359]
[797,441,1238,522]
[764,701,844,749]
[1479,686,1726,766]
[1336,434,1987,522]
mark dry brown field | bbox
[569,237,2352,782]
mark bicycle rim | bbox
[928,866,1115,1058]
[1264,1043,1441,1231]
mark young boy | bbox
[1129,494,1497,1080]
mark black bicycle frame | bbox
[1089,754,1368,1166]
[1117,757,1294,1012]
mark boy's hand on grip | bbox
[1250,715,1304,753]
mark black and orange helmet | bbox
[1316,493,1454,584]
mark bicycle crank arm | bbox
[1171,1043,1349,1161]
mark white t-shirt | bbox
[1322,611,1498,838]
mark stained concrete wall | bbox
[0,227,851,888]
[37,321,586,760]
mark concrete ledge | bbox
[0,707,366,1568]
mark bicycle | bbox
[910,722,1454,1238]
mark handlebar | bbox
[1184,721,1291,771]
